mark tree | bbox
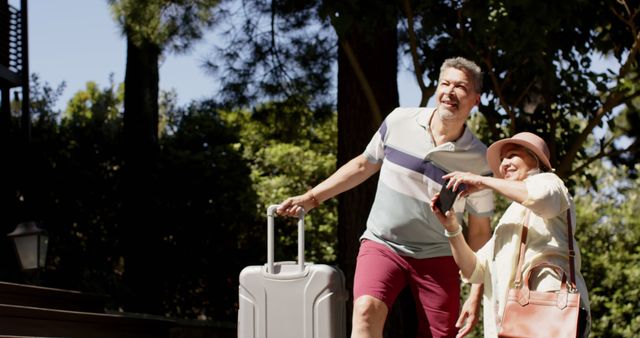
[154,99,257,320]
[212,0,404,331]
[219,97,339,263]
[325,1,408,333]
[14,77,128,302]
[0,75,66,282]
[402,0,639,184]
[211,0,640,335]
[574,163,640,337]
[108,0,221,313]
[13,78,263,320]
[48,80,125,295]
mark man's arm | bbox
[277,154,382,216]
[455,214,490,337]
[456,283,484,338]
[466,214,491,251]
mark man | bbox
[278,57,493,338]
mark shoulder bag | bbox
[498,209,580,338]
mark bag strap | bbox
[513,208,577,291]
[512,210,530,288]
[566,209,577,291]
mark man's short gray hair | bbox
[440,57,483,93]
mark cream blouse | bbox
[464,172,590,338]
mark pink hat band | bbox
[486,132,552,178]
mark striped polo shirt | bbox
[361,107,494,259]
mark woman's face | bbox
[499,144,539,181]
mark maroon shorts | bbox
[353,240,461,338]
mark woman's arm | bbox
[429,194,478,279]
[444,172,529,204]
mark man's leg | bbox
[351,295,388,338]
[408,256,460,338]
[352,240,408,338]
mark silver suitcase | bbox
[238,205,348,338]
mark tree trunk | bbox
[123,36,159,154]
[120,35,162,314]
[335,7,408,336]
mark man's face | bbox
[435,67,480,121]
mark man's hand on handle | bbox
[276,190,319,216]
[277,154,382,218]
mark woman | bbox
[430,132,590,338]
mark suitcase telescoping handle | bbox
[266,205,305,274]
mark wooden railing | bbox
[0,282,236,338]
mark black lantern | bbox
[7,221,48,270]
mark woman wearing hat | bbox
[430,132,590,337]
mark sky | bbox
[25,0,225,110]
[20,0,422,112]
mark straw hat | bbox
[486,132,552,178]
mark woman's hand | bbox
[431,193,480,280]
[443,171,487,198]
[430,193,461,232]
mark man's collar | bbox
[416,107,436,128]
[420,107,472,146]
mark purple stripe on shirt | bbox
[379,120,388,140]
[384,145,447,184]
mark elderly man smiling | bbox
[279,57,494,338]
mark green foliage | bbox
[211,3,639,335]
[608,94,640,178]
[108,0,226,315]
[64,76,124,123]
[12,2,640,332]
[220,98,339,263]
[109,0,220,52]
[5,68,340,321]
[25,78,126,299]
[154,99,258,320]
[574,163,640,337]
[404,0,639,182]
[28,74,66,121]
[8,78,261,321]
